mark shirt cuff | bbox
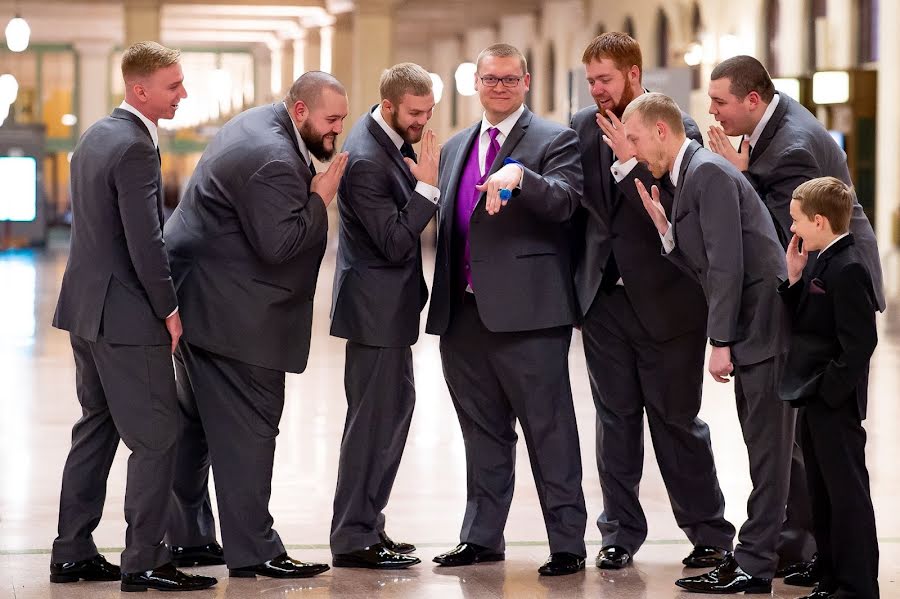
[611,157,638,183]
[167,306,179,318]
[659,224,675,254]
[415,181,440,204]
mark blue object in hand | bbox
[499,188,512,201]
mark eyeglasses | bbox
[479,75,523,88]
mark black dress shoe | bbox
[798,588,835,599]
[229,553,330,578]
[784,555,820,587]
[675,554,771,594]
[170,542,226,567]
[50,554,121,583]
[538,552,585,576]
[682,545,729,568]
[333,542,421,569]
[775,560,809,578]
[596,545,632,570]
[121,562,217,592]
[379,532,416,555]
[432,543,504,567]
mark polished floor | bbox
[2,232,899,598]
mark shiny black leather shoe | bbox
[775,560,809,578]
[784,555,820,587]
[596,545,632,570]
[50,554,121,583]
[432,543,504,567]
[333,543,421,569]
[229,553,329,578]
[798,586,835,599]
[170,542,226,567]
[379,532,416,555]
[675,554,772,594]
[538,552,585,576]
[121,562,217,592]
[683,545,729,569]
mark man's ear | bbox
[745,90,762,111]
[292,99,309,123]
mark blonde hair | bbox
[792,176,853,233]
[121,41,181,80]
[380,63,433,105]
[476,43,528,74]
[621,92,685,136]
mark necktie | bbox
[483,127,501,176]
[308,158,317,176]
[156,146,161,164]
[400,142,417,163]
[658,174,676,219]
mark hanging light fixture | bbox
[5,1,30,53]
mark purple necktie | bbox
[483,127,501,176]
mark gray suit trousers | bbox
[168,341,286,569]
[330,342,416,554]
[439,294,587,557]
[52,333,177,573]
[582,288,735,555]
[732,353,796,578]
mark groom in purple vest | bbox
[426,43,587,577]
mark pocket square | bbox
[808,277,827,294]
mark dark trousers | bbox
[167,341,286,569]
[777,419,817,565]
[801,402,879,598]
[439,293,587,556]
[732,354,796,578]
[330,342,416,554]
[52,333,177,573]
[582,288,735,555]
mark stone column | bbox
[350,0,397,120]
[74,40,115,132]
[876,0,899,291]
[123,0,161,46]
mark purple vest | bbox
[454,128,498,290]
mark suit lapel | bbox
[273,102,315,185]
[749,93,789,166]
[486,108,531,177]
[672,141,702,221]
[365,112,416,187]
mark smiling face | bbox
[294,87,349,161]
[584,57,640,117]
[789,198,828,251]
[623,115,670,179]
[132,63,187,124]
[476,55,530,123]
[385,91,435,144]
[707,77,760,136]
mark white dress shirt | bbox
[478,104,525,190]
[371,106,440,204]
[658,137,694,253]
[745,92,780,157]
[283,103,312,166]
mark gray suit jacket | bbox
[425,106,583,335]
[53,108,176,346]
[668,142,789,366]
[571,105,707,340]
[164,103,328,373]
[745,92,884,311]
[330,110,437,347]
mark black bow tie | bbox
[400,142,417,163]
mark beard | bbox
[300,120,337,161]
[388,109,424,144]
[610,83,638,118]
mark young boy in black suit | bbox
[779,176,879,599]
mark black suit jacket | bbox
[745,93,884,311]
[330,110,437,347]
[570,105,707,340]
[164,103,328,373]
[53,108,176,346]
[778,235,877,419]
[425,107,582,335]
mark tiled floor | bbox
[2,236,898,598]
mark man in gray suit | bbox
[622,93,793,594]
[50,41,216,593]
[706,55,884,583]
[163,71,348,579]
[328,62,440,569]
[426,43,587,577]
[571,32,734,571]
